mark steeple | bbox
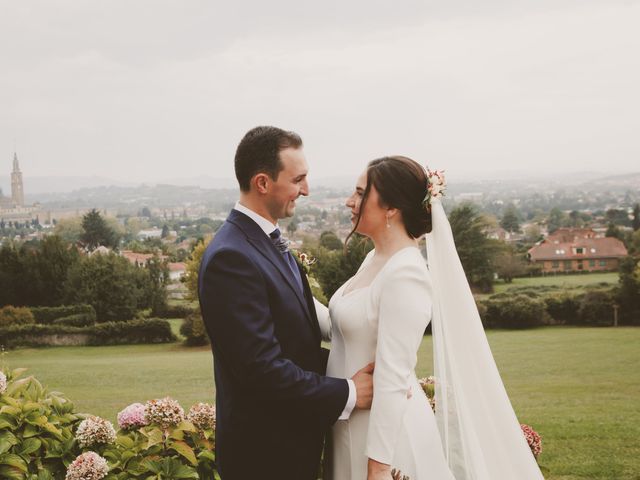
[11,152,24,207]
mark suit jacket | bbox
[198,209,349,480]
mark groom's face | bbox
[264,147,309,220]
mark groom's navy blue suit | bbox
[198,209,349,480]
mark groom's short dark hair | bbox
[234,126,303,192]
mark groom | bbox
[198,126,374,480]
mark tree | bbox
[181,238,211,345]
[547,208,565,233]
[313,234,373,299]
[319,231,343,251]
[80,209,118,251]
[161,224,170,239]
[449,203,499,293]
[286,217,299,236]
[53,217,84,244]
[632,204,640,231]
[65,253,141,321]
[617,256,640,325]
[137,255,169,315]
[494,247,526,283]
[24,235,80,306]
[0,244,25,306]
[605,222,623,240]
[500,205,521,233]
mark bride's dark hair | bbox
[347,156,433,243]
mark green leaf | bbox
[142,428,163,449]
[0,406,21,416]
[9,368,28,381]
[0,465,25,480]
[18,437,41,456]
[169,440,197,465]
[0,453,28,472]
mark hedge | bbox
[154,303,199,319]
[479,294,548,329]
[0,318,175,348]
[0,305,35,327]
[30,304,96,324]
[53,311,97,327]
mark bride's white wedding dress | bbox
[324,246,455,480]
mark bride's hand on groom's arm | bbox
[352,362,375,409]
[367,458,392,480]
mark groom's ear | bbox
[253,173,271,194]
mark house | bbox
[120,250,168,266]
[167,262,186,281]
[527,228,627,273]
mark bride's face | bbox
[346,169,387,236]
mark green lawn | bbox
[3,327,639,479]
[493,272,619,295]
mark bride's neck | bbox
[370,228,417,258]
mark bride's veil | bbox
[426,198,544,479]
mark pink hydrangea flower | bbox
[117,402,148,430]
[65,451,109,480]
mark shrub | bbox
[578,289,616,326]
[0,319,175,348]
[154,303,198,319]
[0,305,35,327]
[543,292,583,325]
[30,304,96,325]
[180,313,209,346]
[0,367,82,477]
[88,319,176,345]
[482,294,547,329]
[53,311,97,327]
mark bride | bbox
[323,156,544,480]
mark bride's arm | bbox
[314,297,332,342]
[365,260,432,473]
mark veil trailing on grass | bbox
[425,198,545,479]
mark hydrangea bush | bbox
[0,367,218,480]
[0,367,83,478]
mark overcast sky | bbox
[1,0,639,187]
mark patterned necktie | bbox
[270,228,304,294]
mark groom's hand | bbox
[352,362,374,409]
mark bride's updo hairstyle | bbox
[350,156,432,240]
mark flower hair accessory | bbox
[422,168,446,211]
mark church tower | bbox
[11,152,24,207]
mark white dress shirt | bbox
[233,202,356,420]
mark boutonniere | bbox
[291,249,317,275]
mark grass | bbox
[3,327,639,479]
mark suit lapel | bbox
[227,210,315,329]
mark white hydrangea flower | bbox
[187,402,216,431]
[145,397,185,428]
[75,416,117,448]
[66,451,109,480]
[0,371,7,395]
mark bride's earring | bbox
[386,215,391,228]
